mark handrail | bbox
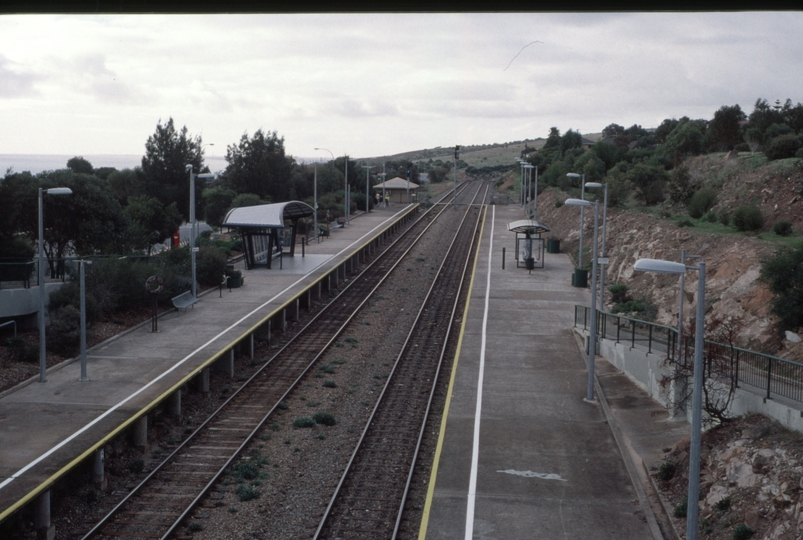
[574,305,803,404]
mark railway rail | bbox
[314,182,489,539]
[81,181,482,540]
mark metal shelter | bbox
[507,219,550,270]
[223,201,314,269]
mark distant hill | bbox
[363,134,603,170]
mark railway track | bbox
[81,181,481,540]
[314,182,489,539]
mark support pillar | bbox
[249,333,254,360]
[214,350,235,378]
[133,416,148,449]
[34,490,55,540]
[93,448,107,491]
[292,298,300,322]
[316,281,322,300]
[280,308,287,331]
[168,389,181,417]
[197,367,210,394]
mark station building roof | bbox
[223,201,314,229]
[373,177,420,190]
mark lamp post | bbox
[344,155,350,226]
[315,147,335,232]
[186,166,215,300]
[38,186,73,382]
[515,158,525,205]
[585,182,608,309]
[79,259,92,382]
[634,257,706,540]
[523,165,534,219]
[532,165,539,221]
[677,250,702,359]
[565,197,599,401]
[365,163,370,213]
[567,173,586,268]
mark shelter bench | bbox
[172,290,199,313]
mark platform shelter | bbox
[507,219,550,270]
[373,176,419,204]
[223,201,314,270]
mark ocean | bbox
[0,154,230,176]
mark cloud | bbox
[0,54,39,98]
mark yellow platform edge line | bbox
[418,204,487,539]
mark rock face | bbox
[655,415,803,540]
[535,187,803,361]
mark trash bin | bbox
[546,239,561,253]
[573,268,589,288]
[525,257,535,270]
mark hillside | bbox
[364,138,548,169]
[523,152,803,361]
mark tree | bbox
[67,156,94,174]
[706,104,747,152]
[626,162,668,205]
[107,168,144,205]
[760,243,803,333]
[573,150,606,183]
[602,123,625,140]
[202,186,237,228]
[141,118,205,222]
[124,195,183,254]
[765,133,803,161]
[560,129,583,154]
[224,129,294,202]
[664,118,705,165]
[653,118,680,144]
[543,127,561,150]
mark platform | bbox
[420,203,687,539]
[0,205,413,524]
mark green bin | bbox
[573,268,588,288]
[546,239,561,253]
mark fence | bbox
[575,305,803,404]
[0,255,157,290]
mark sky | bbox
[1,12,802,166]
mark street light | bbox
[315,148,335,235]
[186,165,215,300]
[523,165,534,219]
[585,182,608,309]
[567,173,586,268]
[565,197,599,402]
[634,257,706,540]
[38,186,73,382]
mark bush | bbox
[688,187,718,219]
[676,219,695,228]
[773,221,793,236]
[657,461,676,481]
[719,211,731,226]
[196,246,228,286]
[732,205,764,232]
[609,284,629,304]
[554,199,564,208]
[673,497,688,518]
[765,133,802,161]
[760,243,803,332]
[4,337,37,363]
[47,305,81,356]
[733,524,754,540]
[48,281,103,324]
[312,412,336,426]
[293,416,315,428]
[235,485,260,502]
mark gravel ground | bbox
[0,201,466,540]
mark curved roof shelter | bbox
[223,201,314,269]
[507,219,550,236]
[223,201,314,228]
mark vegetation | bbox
[760,243,803,333]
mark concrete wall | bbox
[0,282,65,320]
[576,328,803,433]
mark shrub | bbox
[196,245,228,285]
[732,205,764,232]
[706,210,718,223]
[765,133,802,161]
[760,243,803,332]
[235,485,260,502]
[773,221,793,236]
[47,305,81,356]
[312,412,336,426]
[4,337,37,363]
[609,284,629,304]
[554,199,564,208]
[48,281,102,323]
[733,524,754,540]
[676,219,695,228]
[673,497,687,518]
[715,496,731,512]
[293,416,315,428]
[719,211,731,226]
[688,187,718,219]
[129,459,145,473]
[657,461,676,481]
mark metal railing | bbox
[575,305,803,404]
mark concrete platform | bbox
[0,205,414,523]
[421,203,687,540]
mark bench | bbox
[172,290,199,313]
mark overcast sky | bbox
[1,12,801,163]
